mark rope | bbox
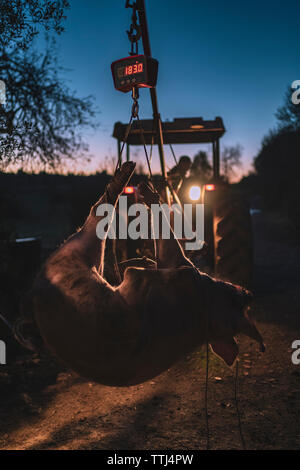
[0,312,12,330]
[234,359,246,450]
[111,231,122,286]
[205,338,210,450]
[114,114,134,174]
[136,114,154,182]
[135,115,161,262]
[169,143,178,165]
[149,131,154,165]
[203,273,210,450]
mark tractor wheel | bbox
[213,188,253,288]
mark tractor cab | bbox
[113,116,225,177]
[112,116,252,287]
[113,116,225,204]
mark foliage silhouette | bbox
[0,0,69,49]
[0,45,98,169]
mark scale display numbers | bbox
[112,54,158,93]
[117,62,144,78]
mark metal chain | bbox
[126,1,141,56]
[114,115,134,174]
[117,86,157,191]
[114,88,139,174]
[114,0,142,173]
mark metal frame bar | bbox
[136,0,170,203]
[126,143,130,162]
[212,139,220,179]
[117,139,122,167]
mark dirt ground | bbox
[0,211,300,450]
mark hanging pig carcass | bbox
[23,162,264,386]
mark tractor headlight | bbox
[189,185,201,201]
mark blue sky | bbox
[49,0,300,176]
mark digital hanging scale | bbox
[111,54,158,93]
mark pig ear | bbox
[209,337,239,367]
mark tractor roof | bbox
[112,117,225,145]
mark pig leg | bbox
[60,162,136,272]
[16,162,135,354]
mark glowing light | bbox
[125,63,143,75]
[190,124,204,129]
[189,185,201,201]
[124,186,135,194]
[205,184,215,191]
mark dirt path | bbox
[1,211,300,450]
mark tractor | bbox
[110,0,252,288]
[113,116,253,288]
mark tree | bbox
[0,0,69,49]
[191,150,212,180]
[0,45,97,169]
[221,144,243,180]
[275,85,300,131]
[254,128,300,232]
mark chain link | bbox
[114,87,139,174]
[126,1,141,56]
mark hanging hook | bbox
[126,1,141,55]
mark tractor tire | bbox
[213,188,253,288]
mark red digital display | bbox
[112,55,158,93]
[125,63,143,75]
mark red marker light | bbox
[124,186,135,194]
[205,184,215,191]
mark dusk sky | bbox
[48,0,300,176]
